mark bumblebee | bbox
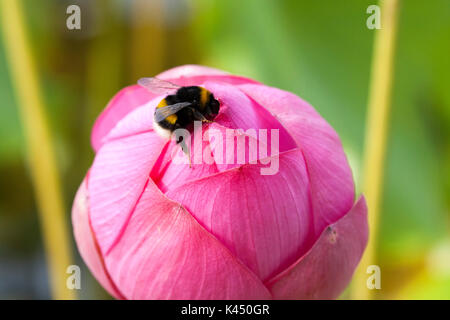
[138,77,220,164]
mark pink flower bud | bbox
[72,65,368,299]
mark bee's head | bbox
[205,96,220,120]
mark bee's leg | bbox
[174,128,192,168]
[192,109,212,123]
[178,138,192,168]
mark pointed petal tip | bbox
[91,85,155,152]
[156,64,230,79]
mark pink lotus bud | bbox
[72,65,368,299]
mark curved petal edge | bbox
[266,196,368,300]
[71,177,124,299]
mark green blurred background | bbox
[0,0,449,299]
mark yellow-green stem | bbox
[352,0,400,300]
[0,0,76,299]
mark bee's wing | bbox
[154,102,192,123]
[138,77,181,95]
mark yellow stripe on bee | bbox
[199,87,210,109]
[157,99,167,108]
[166,114,177,124]
[157,99,177,124]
